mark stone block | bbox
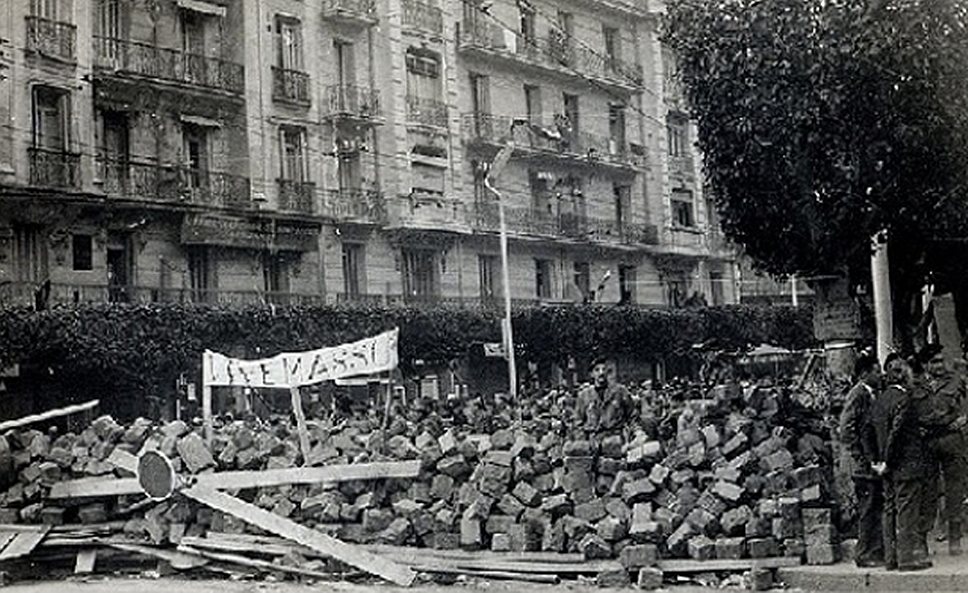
[805,544,838,565]
[601,435,625,459]
[512,481,542,506]
[620,544,658,569]
[713,481,744,502]
[497,493,526,517]
[579,533,612,560]
[622,478,656,503]
[667,522,697,556]
[491,533,512,551]
[748,567,774,591]
[540,493,570,515]
[460,519,483,549]
[574,498,607,523]
[747,537,778,558]
[605,497,631,522]
[715,537,746,559]
[637,567,664,590]
[596,568,630,588]
[722,505,752,536]
[484,450,514,467]
[805,524,837,546]
[431,474,455,501]
[437,455,471,478]
[596,516,628,542]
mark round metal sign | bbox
[137,450,177,500]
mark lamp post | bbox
[483,120,526,400]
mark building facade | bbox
[0,0,735,309]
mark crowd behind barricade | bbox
[840,345,968,572]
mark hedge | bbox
[0,303,815,403]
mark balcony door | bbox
[335,41,354,88]
[102,111,129,192]
[31,0,59,19]
[182,123,210,192]
[342,242,365,298]
[95,0,123,64]
[188,246,215,303]
[402,249,439,301]
[33,86,67,152]
[478,254,497,302]
[180,10,206,84]
[263,252,290,304]
[106,232,132,303]
[13,224,48,285]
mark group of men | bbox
[841,345,968,571]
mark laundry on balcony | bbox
[527,122,561,142]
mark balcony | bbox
[669,154,696,182]
[93,37,244,95]
[277,179,317,214]
[457,19,642,91]
[25,16,76,62]
[323,85,381,123]
[272,67,311,105]
[325,189,387,224]
[462,113,641,169]
[321,0,378,26]
[473,201,657,245]
[394,192,467,230]
[402,0,443,36]
[406,96,448,128]
[0,282,325,307]
[334,293,545,309]
[29,148,81,189]
[99,159,251,209]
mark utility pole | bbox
[871,231,893,366]
[790,274,799,307]
[484,122,525,400]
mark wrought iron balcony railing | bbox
[29,148,81,188]
[473,201,657,245]
[406,95,448,128]
[325,188,387,224]
[93,37,245,94]
[458,19,643,89]
[99,159,251,208]
[25,16,76,62]
[669,154,696,180]
[324,85,381,120]
[0,282,324,307]
[321,0,378,23]
[272,66,311,105]
[277,179,317,214]
[402,0,443,35]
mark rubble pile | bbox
[0,381,844,574]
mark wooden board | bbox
[74,549,97,574]
[0,399,99,432]
[107,542,209,570]
[0,532,16,555]
[54,459,422,499]
[0,527,50,560]
[183,486,416,587]
[656,557,802,573]
[178,545,334,579]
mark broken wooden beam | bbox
[655,557,801,573]
[0,399,99,432]
[73,549,97,574]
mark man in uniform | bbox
[914,344,968,556]
[575,357,633,438]
[871,354,931,571]
[839,352,884,567]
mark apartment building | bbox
[0,0,735,309]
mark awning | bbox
[180,114,222,128]
[177,0,226,17]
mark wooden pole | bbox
[0,399,100,432]
[283,365,311,465]
[202,385,213,445]
[871,231,893,366]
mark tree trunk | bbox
[810,276,868,380]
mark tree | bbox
[663,0,968,360]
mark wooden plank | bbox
[0,527,50,560]
[57,458,422,499]
[107,542,209,570]
[0,399,99,432]
[284,368,311,465]
[74,549,97,574]
[366,543,587,565]
[202,380,213,445]
[108,449,138,473]
[656,557,802,573]
[413,566,559,584]
[183,486,416,587]
[0,532,17,555]
[178,545,333,579]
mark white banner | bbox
[203,329,399,388]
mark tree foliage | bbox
[663,0,968,286]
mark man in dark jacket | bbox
[914,344,968,555]
[839,352,884,567]
[871,354,931,571]
[575,358,633,438]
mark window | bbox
[335,41,354,87]
[182,123,209,188]
[13,224,48,283]
[478,254,497,300]
[275,17,303,70]
[32,0,59,19]
[72,235,93,271]
[520,5,536,42]
[188,245,215,303]
[470,73,490,116]
[279,126,307,182]
[573,261,590,301]
[603,26,620,61]
[665,272,687,308]
[338,153,361,191]
[525,85,541,125]
[472,162,487,203]
[535,259,553,299]
[263,253,290,297]
[530,173,552,216]
[563,93,579,135]
[557,10,574,37]
[672,190,695,227]
[342,243,365,297]
[609,104,626,148]
[619,265,636,304]
[402,249,440,299]
[667,114,688,157]
[33,86,68,151]
[614,184,631,226]
[710,270,725,306]
[411,162,445,197]
[406,49,442,102]
[180,9,205,56]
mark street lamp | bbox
[483,119,527,400]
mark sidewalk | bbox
[778,550,968,592]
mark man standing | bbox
[839,353,884,567]
[914,344,968,555]
[575,357,633,438]
[871,354,931,571]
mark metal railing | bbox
[29,148,81,188]
[277,179,317,214]
[457,19,642,89]
[25,16,76,61]
[93,37,245,94]
[0,282,325,307]
[473,201,657,245]
[461,113,638,168]
[322,0,377,22]
[406,95,448,127]
[271,66,311,104]
[99,159,251,208]
[324,84,381,119]
[402,0,443,35]
[325,188,387,224]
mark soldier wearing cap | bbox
[575,357,633,438]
